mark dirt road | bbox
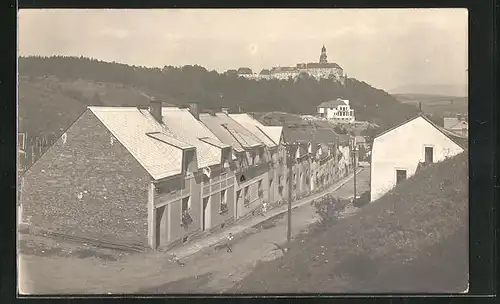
[19,169,370,295]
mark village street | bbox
[19,168,370,295]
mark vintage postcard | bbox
[17,8,468,295]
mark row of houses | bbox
[19,101,354,250]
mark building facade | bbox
[443,115,468,138]
[19,100,356,250]
[317,98,355,123]
[236,46,345,83]
[370,115,467,202]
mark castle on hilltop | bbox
[233,46,346,84]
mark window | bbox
[425,146,434,163]
[396,170,407,184]
[244,186,250,206]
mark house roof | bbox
[305,62,342,69]
[259,126,283,146]
[444,117,468,130]
[337,134,351,145]
[199,112,263,152]
[283,125,339,146]
[237,67,253,74]
[89,107,188,180]
[317,99,348,108]
[374,114,468,150]
[271,67,297,73]
[229,114,281,148]
[260,69,271,75]
[355,136,366,144]
[160,107,228,168]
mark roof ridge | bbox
[375,114,467,150]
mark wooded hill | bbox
[18,56,419,138]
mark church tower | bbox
[319,45,328,64]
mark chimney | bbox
[189,103,199,120]
[419,102,422,112]
[221,108,229,115]
[149,99,163,123]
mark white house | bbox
[370,114,467,202]
[317,98,355,123]
[444,116,468,138]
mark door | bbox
[155,206,165,248]
[396,169,407,184]
[235,190,241,219]
[425,147,434,163]
[202,197,211,231]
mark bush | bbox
[353,191,370,208]
[313,194,349,227]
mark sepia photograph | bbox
[17,8,468,295]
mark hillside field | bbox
[392,93,468,119]
[232,152,468,293]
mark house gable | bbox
[21,109,152,245]
[370,115,465,202]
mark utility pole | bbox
[287,143,294,247]
[352,137,357,202]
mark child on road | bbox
[226,233,234,252]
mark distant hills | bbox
[18,56,420,138]
[389,84,468,97]
[392,93,468,122]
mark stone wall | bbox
[21,110,151,245]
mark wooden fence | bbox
[18,132,58,173]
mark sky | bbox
[18,8,468,92]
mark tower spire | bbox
[319,45,328,64]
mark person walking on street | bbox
[226,233,234,252]
[171,253,185,267]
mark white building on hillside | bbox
[317,98,355,123]
[444,116,468,138]
[370,114,467,202]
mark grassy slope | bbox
[232,152,468,293]
[18,76,87,137]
